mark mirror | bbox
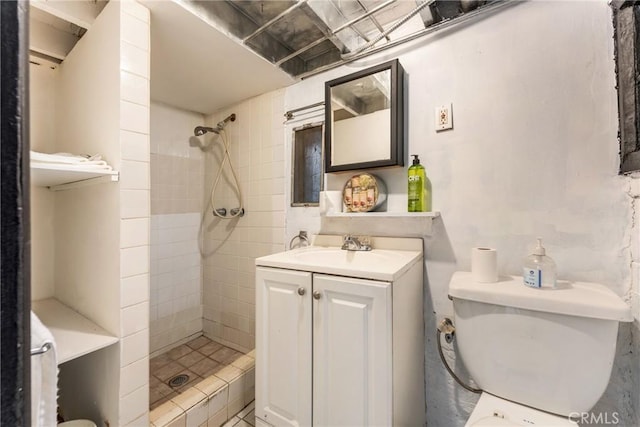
[325,59,405,172]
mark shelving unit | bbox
[324,211,439,218]
[322,211,440,235]
[31,162,119,191]
[32,298,119,364]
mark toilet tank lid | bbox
[448,272,632,322]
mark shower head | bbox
[194,126,219,136]
[193,114,236,137]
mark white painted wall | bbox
[52,0,122,337]
[285,2,638,425]
[29,64,56,301]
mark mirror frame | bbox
[324,59,405,173]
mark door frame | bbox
[1,1,31,424]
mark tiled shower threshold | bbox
[149,336,255,427]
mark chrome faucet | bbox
[341,235,372,251]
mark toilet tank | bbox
[448,272,632,417]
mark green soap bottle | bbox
[408,154,431,212]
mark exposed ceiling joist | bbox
[181,0,508,79]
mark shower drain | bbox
[168,374,190,388]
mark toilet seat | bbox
[58,420,97,427]
[466,393,578,427]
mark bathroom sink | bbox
[256,235,423,281]
[291,247,407,266]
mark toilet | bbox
[58,420,97,427]
[448,272,633,427]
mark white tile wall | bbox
[119,2,151,425]
[121,70,150,106]
[121,189,150,218]
[120,217,150,248]
[150,212,203,353]
[121,245,150,278]
[150,102,205,159]
[121,100,150,134]
[121,0,150,23]
[148,102,206,352]
[121,129,150,162]
[121,274,149,308]
[121,41,149,78]
[202,90,286,350]
[121,328,149,367]
[120,159,150,190]
[121,301,149,337]
[120,356,149,396]
[119,383,149,426]
[121,11,150,51]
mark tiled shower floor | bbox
[150,335,255,427]
[150,336,244,409]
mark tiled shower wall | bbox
[202,90,286,351]
[150,102,206,354]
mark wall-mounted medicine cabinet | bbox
[324,59,405,173]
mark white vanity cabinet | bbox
[256,268,313,427]
[255,235,425,427]
[312,274,392,427]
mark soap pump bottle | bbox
[523,238,557,289]
[408,154,431,212]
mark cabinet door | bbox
[312,274,392,427]
[256,267,312,427]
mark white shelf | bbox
[31,162,119,191]
[324,211,440,218]
[32,298,119,364]
[321,211,440,235]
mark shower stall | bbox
[148,91,286,419]
[140,0,289,422]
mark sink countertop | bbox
[256,235,423,282]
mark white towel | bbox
[30,151,113,171]
[31,312,58,427]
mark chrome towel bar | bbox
[31,342,52,356]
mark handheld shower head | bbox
[193,114,236,137]
[194,126,219,136]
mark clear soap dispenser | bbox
[523,238,557,289]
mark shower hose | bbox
[208,128,244,220]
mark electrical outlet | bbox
[435,103,453,131]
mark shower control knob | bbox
[313,291,321,300]
[297,287,306,296]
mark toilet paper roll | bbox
[471,247,498,283]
